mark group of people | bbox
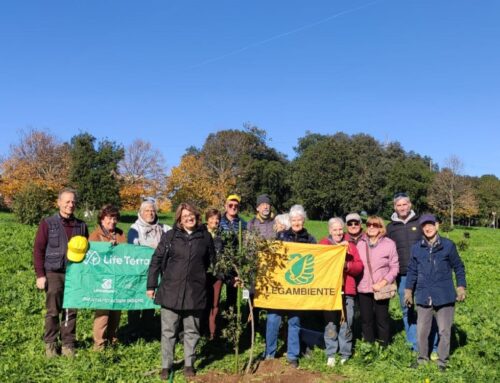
[33,189,467,379]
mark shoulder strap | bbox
[364,240,375,284]
[160,230,175,273]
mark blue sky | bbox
[1,0,499,176]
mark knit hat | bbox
[256,194,271,207]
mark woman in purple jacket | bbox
[357,216,399,346]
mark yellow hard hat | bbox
[67,235,89,263]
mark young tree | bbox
[119,139,167,210]
[69,133,124,211]
[427,156,467,227]
[0,128,70,206]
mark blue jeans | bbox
[398,275,438,352]
[265,310,301,361]
[324,295,354,359]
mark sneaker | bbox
[45,343,58,358]
[430,351,439,361]
[438,364,447,372]
[184,366,196,377]
[160,368,172,380]
[288,359,299,368]
[326,357,336,367]
[61,345,75,357]
[340,357,348,365]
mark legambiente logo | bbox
[285,253,314,285]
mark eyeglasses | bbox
[393,192,409,200]
[347,221,360,227]
[181,213,195,219]
[366,222,382,228]
[228,203,239,209]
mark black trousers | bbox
[358,293,391,346]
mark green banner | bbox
[63,242,159,310]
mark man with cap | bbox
[344,213,364,245]
[33,188,89,357]
[247,194,275,240]
[220,194,247,233]
[219,194,247,310]
[405,214,466,370]
[386,192,423,351]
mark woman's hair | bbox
[97,204,120,223]
[175,203,201,228]
[205,208,221,222]
[289,204,307,220]
[274,213,291,231]
[366,215,387,236]
[328,217,345,229]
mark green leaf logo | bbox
[285,253,314,285]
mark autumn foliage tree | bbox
[166,154,235,211]
[0,129,70,207]
[119,139,168,210]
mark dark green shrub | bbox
[440,221,454,232]
[457,239,469,251]
[12,183,56,225]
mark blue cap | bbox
[419,214,437,225]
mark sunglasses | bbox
[347,221,360,227]
[366,222,382,228]
[227,203,239,209]
[393,192,409,199]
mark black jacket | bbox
[386,214,421,275]
[147,224,215,310]
[277,228,316,244]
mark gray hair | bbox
[289,204,307,220]
[328,217,345,229]
[139,199,158,214]
[274,213,291,231]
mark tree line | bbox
[0,126,498,227]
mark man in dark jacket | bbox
[404,214,466,370]
[33,188,89,357]
[386,192,423,351]
[247,194,275,240]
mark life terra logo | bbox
[84,250,101,266]
[285,253,314,285]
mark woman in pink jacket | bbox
[357,216,399,346]
[320,217,363,366]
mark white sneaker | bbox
[327,357,336,367]
[340,358,348,365]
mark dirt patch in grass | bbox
[191,359,345,383]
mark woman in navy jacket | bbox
[404,214,466,370]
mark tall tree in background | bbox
[197,124,288,210]
[290,132,387,219]
[382,142,434,216]
[69,133,124,211]
[119,139,168,210]
[474,174,500,226]
[0,128,70,206]
[428,155,469,227]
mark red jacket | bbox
[319,235,363,295]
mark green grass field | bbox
[0,211,498,382]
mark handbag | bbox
[364,240,397,301]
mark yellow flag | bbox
[254,242,346,311]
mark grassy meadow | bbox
[0,211,499,382]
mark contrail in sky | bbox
[189,0,382,69]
